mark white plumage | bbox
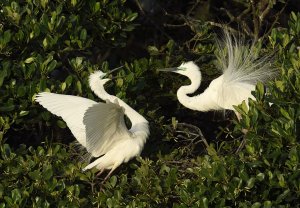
[159,31,276,113]
[35,70,149,180]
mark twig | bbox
[235,136,247,154]
[176,123,209,148]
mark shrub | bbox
[0,0,138,144]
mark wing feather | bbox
[83,100,131,157]
[35,92,96,146]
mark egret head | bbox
[158,61,201,79]
[89,71,111,85]
[90,66,124,86]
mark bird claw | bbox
[95,167,116,184]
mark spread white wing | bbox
[83,100,132,157]
[35,92,96,147]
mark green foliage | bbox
[0,143,97,207]
[0,0,138,143]
[0,0,300,207]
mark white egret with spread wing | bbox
[35,69,149,181]
[159,32,276,115]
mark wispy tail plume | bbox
[215,30,277,85]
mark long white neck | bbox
[89,74,149,135]
[177,72,218,112]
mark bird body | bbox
[36,70,149,180]
[160,31,276,113]
[83,131,147,171]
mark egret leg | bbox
[96,169,105,177]
[103,167,117,182]
[99,167,116,190]
[101,163,121,183]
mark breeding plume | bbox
[36,70,149,181]
[159,32,276,113]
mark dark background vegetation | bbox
[0,0,299,207]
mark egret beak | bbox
[157,67,178,73]
[102,65,124,78]
[108,65,124,74]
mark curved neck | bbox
[89,76,148,128]
[177,75,200,110]
[177,72,216,112]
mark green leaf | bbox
[148,46,159,55]
[0,104,15,112]
[206,145,218,157]
[80,29,87,41]
[241,100,249,114]
[71,0,77,6]
[46,60,57,72]
[56,120,66,129]
[3,30,12,43]
[116,78,123,87]
[263,201,272,208]
[17,86,26,97]
[171,117,177,129]
[76,80,82,94]
[19,111,29,117]
[11,189,22,203]
[65,75,73,86]
[125,13,138,22]
[246,177,256,189]
[94,2,100,12]
[166,40,175,51]
[61,82,66,91]
[251,202,261,208]
[275,81,284,92]
[43,37,48,48]
[41,0,49,9]
[201,197,208,208]
[276,189,290,203]
[277,174,285,187]
[39,79,47,91]
[0,69,8,87]
[24,57,35,64]
[280,108,291,120]
[106,198,113,208]
[291,12,297,22]
[0,184,3,198]
[110,176,117,187]
[256,82,265,99]
[256,173,265,181]
[29,170,41,180]
[43,167,53,180]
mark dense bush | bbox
[1,0,299,207]
[0,0,139,145]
